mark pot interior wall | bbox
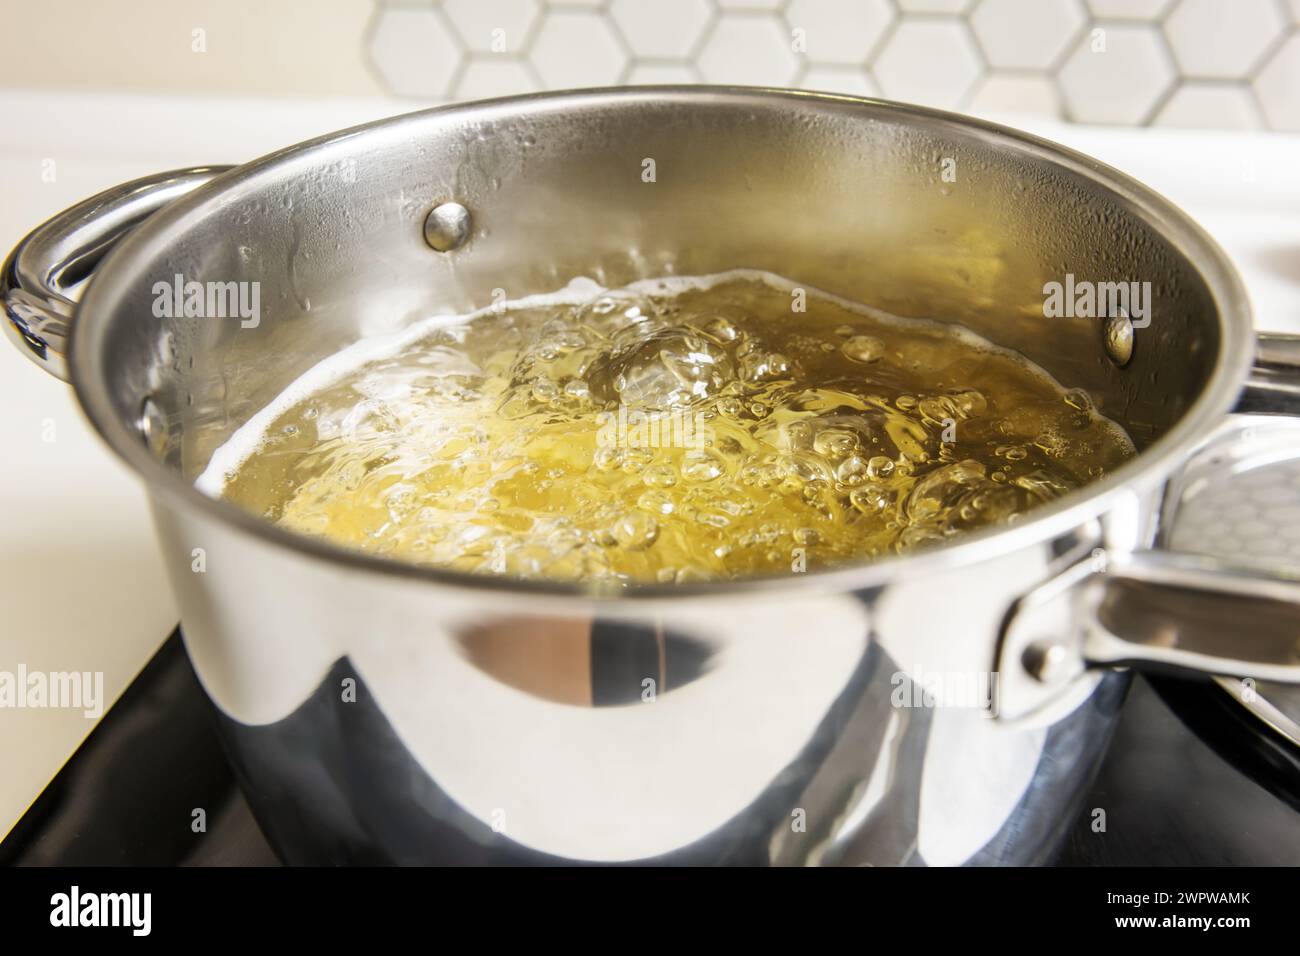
[82,91,1222,480]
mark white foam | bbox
[197,274,604,494]
[197,271,761,494]
[196,269,1132,496]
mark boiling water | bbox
[199,271,1134,585]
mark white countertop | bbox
[1,88,1298,838]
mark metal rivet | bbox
[138,396,168,458]
[1104,313,1134,367]
[1021,640,1070,684]
[423,201,472,252]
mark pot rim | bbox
[68,86,1254,605]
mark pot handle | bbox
[997,332,1300,721]
[2,166,232,380]
[1237,332,1300,415]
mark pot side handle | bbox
[2,166,232,381]
[1237,332,1300,415]
[997,334,1300,722]
[1083,550,1300,683]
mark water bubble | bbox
[593,447,623,471]
[741,351,793,383]
[717,397,745,417]
[918,396,956,426]
[905,460,989,523]
[802,479,830,504]
[682,449,725,482]
[610,512,659,550]
[842,335,884,363]
[642,463,678,487]
[850,485,890,514]
[638,489,676,514]
[835,455,870,485]
[592,328,734,409]
[866,456,895,479]
[950,388,988,418]
[781,453,831,484]
[1014,470,1072,502]
[1063,388,1092,412]
[813,428,860,458]
[621,448,654,474]
[698,314,739,342]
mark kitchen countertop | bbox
[1,88,1298,839]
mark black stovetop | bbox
[3,630,1297,866]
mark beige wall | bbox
[0,0,383,97]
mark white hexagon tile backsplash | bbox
[364,0,1300,130]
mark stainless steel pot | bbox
[7,88,1300,865]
